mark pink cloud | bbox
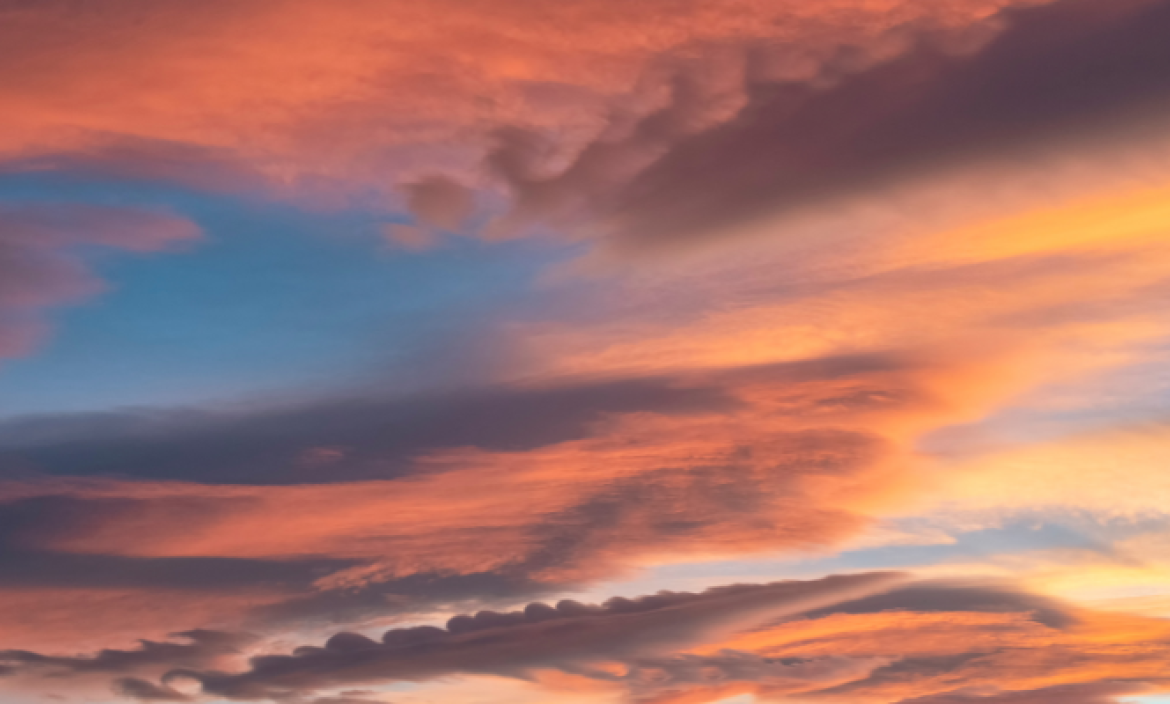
[0,204,200,359]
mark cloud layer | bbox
[12,574,1167,704]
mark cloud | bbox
[926,423,1170,517]
[165,573,900,700]
[0,0,1051,209]
[622,652,889,704]
[894,683,1154,704]
[0,373,736,484]
[0,631,256,704]
[490,0,1170,249]
[401,176,474,232]
[0,630,255,676]
[796,581,1077,629]
[0,549,356,593]
[0,203,199,360]
[112,677,193,702]
[708,603,1170,703]
[81,575,1166,704]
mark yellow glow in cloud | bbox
[929,425,1170,516]
[920,185,1170,264]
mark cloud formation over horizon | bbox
[10,574,1168,704]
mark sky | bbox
[2,0,1170,703]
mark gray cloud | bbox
[112,677,193,702]
[797,581,1077,629]
[133,576,1091,702]
[1,630,255,677]
[0,375,736,485]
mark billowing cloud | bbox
[894,683,1153,704]
[0,0,1064,215]
[0,629,255,676]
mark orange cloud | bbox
[0,0,1058,207]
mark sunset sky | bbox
[2,1,1170,703]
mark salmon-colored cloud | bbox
[0,203,199,361]
[0,0,1164,259]
[0,0,1058,209]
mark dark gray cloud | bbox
[488,0,1170,248]
[112,677,193,702]
[797,581,1077,629]
[0,495,357,590]
[0,549,354,592]
[507,426,885,579]
[248,570,561,633]
[0,353,909,486]
[165,573,901,700]
[1,630,254,676]
[0,375,735,485]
